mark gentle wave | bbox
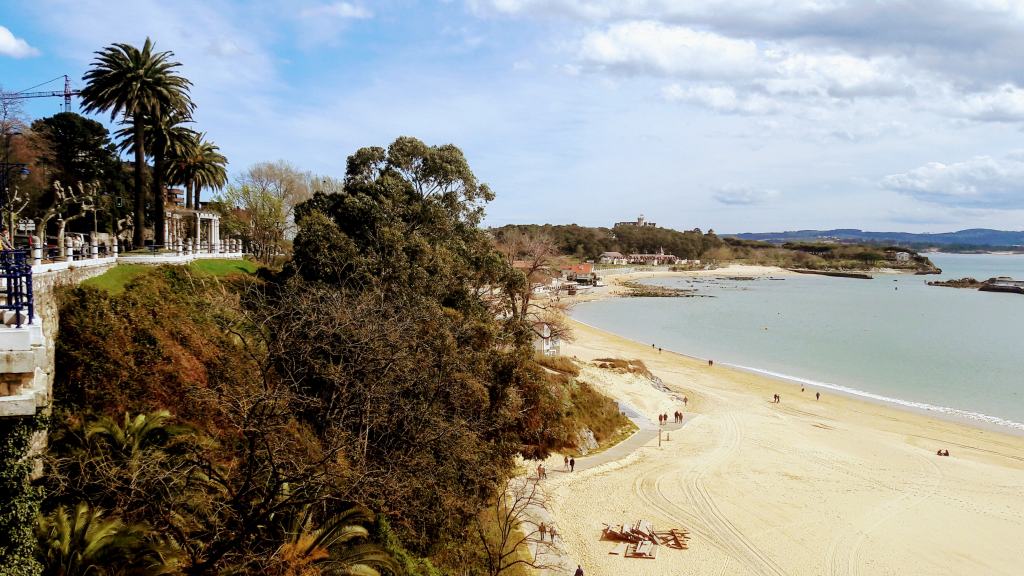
[727,363,1024,433]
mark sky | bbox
[2,0,1024,233]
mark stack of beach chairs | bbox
[602,519,690,559]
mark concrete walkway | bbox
[527,401,696,573]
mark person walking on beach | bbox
[538,522,547,542]
[816,391,820,401]
[683,396,688,407]
[549,525,558,543]
[708,359,713,366]
[564,455,569,471]
[569,457,575,472]
[574,565,584,576]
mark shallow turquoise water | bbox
[573,253,1024,431]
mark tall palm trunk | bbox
[153,151,166,246]
[193,181,201,210]
[133,117,146,248]
[185,180,193,210]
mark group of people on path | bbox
[773,393,782,403]
[658,411,686,425]
[936,449,951,457]
[537,521,558,543]
[536,455,578,481]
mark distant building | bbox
[562,262,598,285]
[628,247,678,265]
[615,214,657,228]
[599,251,627,265]
[533,322,561,356]
[895,252,911,263]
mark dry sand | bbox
[539,317,1024,575]
[568,264,792,304]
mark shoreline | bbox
[568,264,1024,437]
[545,316,1024,575]
[572,317,1024,437]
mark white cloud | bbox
[951,85,1024,122]
[300,2,372,19]
[473,1,1024,125]
[881,151,1024,209]
[0,25,39,58]
[578,21,763,79]
[578,21,923,115]
[713,185,780,205]
[662,84,781,115]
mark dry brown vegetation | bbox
[595,358,655,381]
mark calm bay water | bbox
[573,253,1024,432]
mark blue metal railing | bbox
[0,249,34,327]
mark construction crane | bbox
[2,75,81,113]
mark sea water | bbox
[572,253,1024,432]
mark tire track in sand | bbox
[633,412,788,576]
[825,449,945,576]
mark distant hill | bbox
[728,229,1024,249]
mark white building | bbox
[532,322,561,356]
[599,251,627,265]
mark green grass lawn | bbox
[81,264,150,295]
[189,258,259,276]
[82,259,259,294]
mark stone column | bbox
[113,237,119,257]
[90,235,99,259]
[65,236,74,262]
[176,239,183,257]
[213,219,220,253]
[195,214,202,252]
[32,236,42,266]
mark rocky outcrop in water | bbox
[927,277,984,288]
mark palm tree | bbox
[85,410,187,463]
[80,37,193,248]
[35,502,177,576]
[117,111,195,245]
[167,132,228,210]
[270,505,398,576]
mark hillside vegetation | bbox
[41,138,626,576]
[491,223,937,272]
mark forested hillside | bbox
[35,138,627,576]
[491,223,722,260]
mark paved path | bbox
[572,401,692,473]
[529,401,696,573]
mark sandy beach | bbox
[567,263,791,304]
[537,272,1024,575]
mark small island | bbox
[928,277,985,289]
[928,277,1024,294]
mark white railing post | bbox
[32,236,42,266]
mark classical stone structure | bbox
[164,209,228,253]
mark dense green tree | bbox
[276,137,566,552]
[29,112,122,187]
[80,38,193,247]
